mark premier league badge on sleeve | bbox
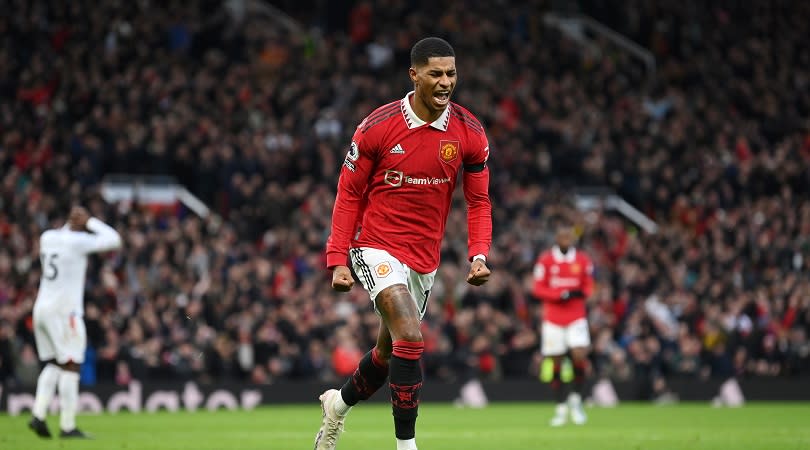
[347,141,360,161]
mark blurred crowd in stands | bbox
[1,0,809,399]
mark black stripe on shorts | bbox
[351,248,375,290]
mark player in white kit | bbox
[28,206,122,439]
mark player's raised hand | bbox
[331,265,354,292]
[466,259,491,286]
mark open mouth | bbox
[433,91,450,105]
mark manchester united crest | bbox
[375,262,392,277]
[439,140,459,164]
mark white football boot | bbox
[314,389,346,450]
[568,392,587,425]
[549,403,569,427]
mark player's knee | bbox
[389,318,423,344]
[392,339,424,360]
[59,361,80,372]
[571,348,589,362]
[397,329,423,344]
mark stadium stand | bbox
[0,0,808,401]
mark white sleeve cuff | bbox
[85,217,103,231]
[472,254,487,263]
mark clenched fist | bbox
[331,265,354,292]
[466,259,491,286]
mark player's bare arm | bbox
[331,265,354,292]
[466,259,491,286]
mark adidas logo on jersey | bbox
[389,144,405,154]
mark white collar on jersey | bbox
[400,91,451,131]
[552,246,577,263]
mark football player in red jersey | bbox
[315,37,493,450]
[532,222,595,426]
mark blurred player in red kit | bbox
[532,222,594,426]
[315,37,493,450]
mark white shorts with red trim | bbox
[33,308,86,364]
[349,247,436,320]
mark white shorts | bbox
[33,309,86,364]
[349,247,436,319]
[541,318,591,356]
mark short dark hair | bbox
[554,216,575,231]
[410,37,455,67]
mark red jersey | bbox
[326,91,492,273]
[532,246,594,325]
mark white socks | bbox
[396,437,417,450]
[58,371,80,431]
[32,364,62,420]
[31,365,82,432]
[333,391,352,416]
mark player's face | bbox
[556,228,574,249]
[67,206,90,231]
[410,56,456,113]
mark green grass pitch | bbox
[1,402,808,449]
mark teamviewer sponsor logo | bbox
[549,278,581,288]
[384,170,404,187]
[384,170,450,187]
[405,175,451,185]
